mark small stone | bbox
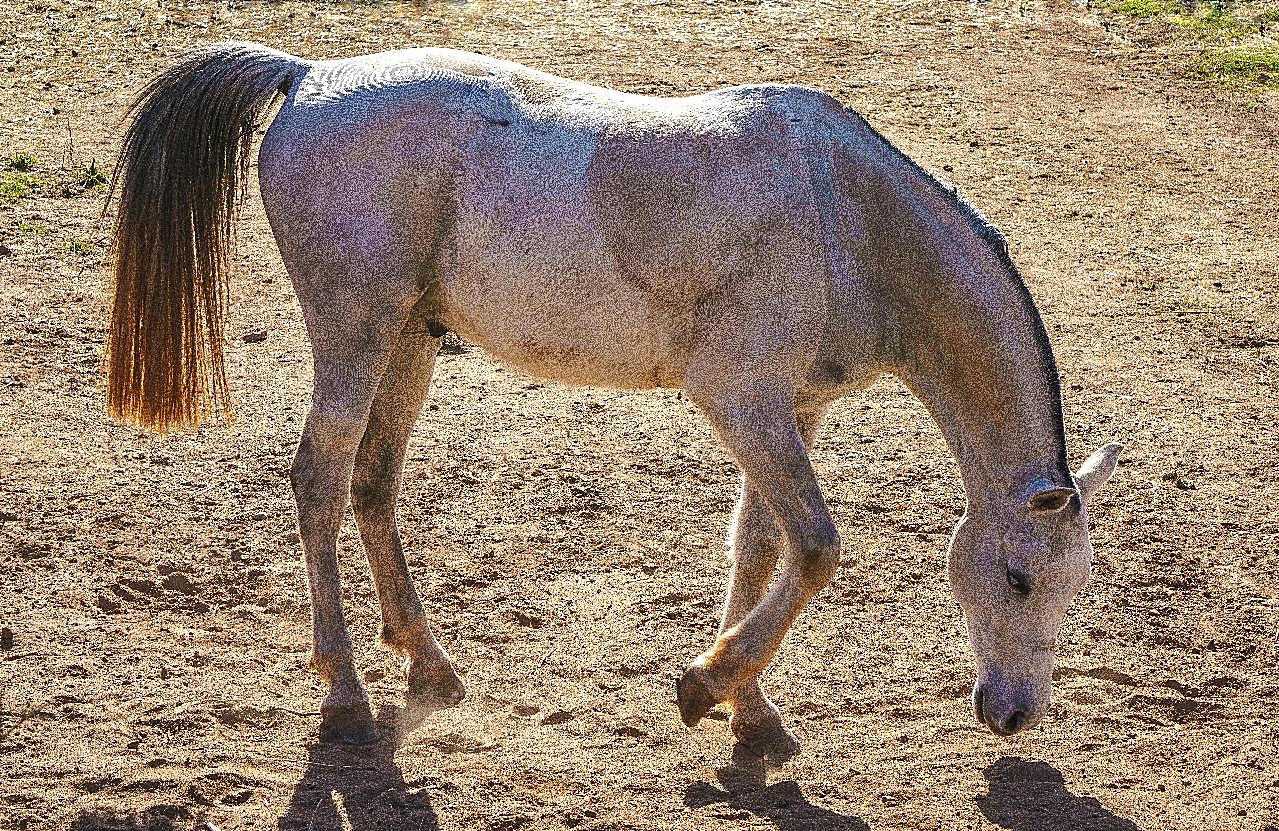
[540,710,575,726]
[242,330,268,343]
[512,610,543,628]
[162,572,196,594]
[96,592,122,614]
[0,627,13,650]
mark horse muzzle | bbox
[972,677,1046,737]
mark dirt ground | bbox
[2,0,1278,829]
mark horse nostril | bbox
[1003,709,1027,734]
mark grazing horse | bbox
[107,42,1122,752]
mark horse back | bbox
[260,52,854,391]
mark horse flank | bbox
[107,43,302,431]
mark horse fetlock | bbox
[378,617,433,654]
[309,646,359,684]
[730,680,779,718]
[704,629,772,691]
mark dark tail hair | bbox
[107,42,304,431]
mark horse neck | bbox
[825,148,1073,505]
[886,255,1072,507]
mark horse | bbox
[106,41,1122,753]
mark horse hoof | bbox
[675,666,717,728]
[406,660,467,707]
[319,701,378,745]
[733,720,801,764]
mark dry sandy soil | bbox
[2,1,1278,829]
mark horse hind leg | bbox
[350,323,465,707]
[718,482,793,758]
[288,260,422,745]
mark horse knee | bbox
[796,525,841,590]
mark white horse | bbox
[107,42,1121,753]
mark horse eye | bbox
[1006,566,1032,597]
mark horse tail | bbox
[107,42,306,431]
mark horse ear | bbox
[1026,486,1077,515]
[1075,442,1124,503]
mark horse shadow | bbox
[683,743,869,831]
[277,701,441,831]
[977,756,1138,831]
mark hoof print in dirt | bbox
[319,703,378,745]
[675,667,717,728]
[733,723,801,765]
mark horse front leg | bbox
[351,328,465,707]
[718,482,792,756]
[678,390,840,735]
[718,407,825,758]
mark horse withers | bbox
[106,42,1121,752]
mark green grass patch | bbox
[18,221,49,233]
[73,160,107,190]
[60,159,109,197]
[1104,0,1182,18]
[1170,6,1259,39]
[1103,1,1267,40]
[7,152,40,172]
[0,172,36,202]
[1189,45,1279,90]
[65,239,95,255]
